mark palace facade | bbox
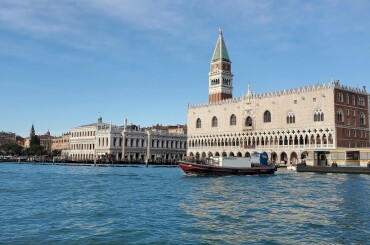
[51,132,71,154]
[0,131,16,146]
[67,117,187,163]
[187,29,370,166]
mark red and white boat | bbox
[179,153,277,176]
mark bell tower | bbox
[209,28,233,103]
[30,124,35,137]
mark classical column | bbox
[121,130,126,161]
[146,131,151,164]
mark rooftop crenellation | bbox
[189,80,368,109]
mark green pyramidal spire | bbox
[211,28,230,62]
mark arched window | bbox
[358,97,365,106]
[263,111,271,123]
[314,109,324,122]
[286,112,295,124]
[337,92,343,102]
[360,112,366,125]
[337,109,343,122]
[196,118,201,128]
[212,116,218,127]
[245,116,253,127]
[230,114,237,125]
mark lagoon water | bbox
[0,163,369,244]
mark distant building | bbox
[24,124,55,153]
[187,29,370,167]
[0,131,16,146]
[66,117,187,163]
[16,136,25,147]
[24,138,31,148]
[39,130,54,153]
[51,132,71,153]
[145,124,187,134]
[24,124,36,148]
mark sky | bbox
[1,0,370,137]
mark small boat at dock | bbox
[287,165,297,171]
[179,152,277,176]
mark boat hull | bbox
[179,161,277,176]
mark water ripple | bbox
[0,164,369,244]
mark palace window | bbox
[352,95,356,105]
[337,92,343,102]
[230,114,237,125]
[263,111,271,123]
[346,94,349,104]
[360,112,366,125]
[196,118,201,128]
[337,109,344,122]
[212,116,218,127]
[314,109,324,122]
[353,110,356,116]
[358,97,365,106]
[286,112,295,124]
[245,116,253,127]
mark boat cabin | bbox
[209,152,269,168]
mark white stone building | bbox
[187,29,370,166]
[66,117,187,163]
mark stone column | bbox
[121,130,126,161]
[146,131,151,164]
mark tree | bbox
[51,149,61,157]
[30,135,40,146]
[0,144,24,156]
[27,145,46,156]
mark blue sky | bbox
[1,0,370,137]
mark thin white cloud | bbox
[0,1,77,35]
[0,0,369,56]
[85,0,186,33]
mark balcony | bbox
[188,144,335,150]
